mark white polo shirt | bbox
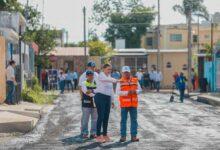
[6,65,15,81]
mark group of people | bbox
[79,61,142,143]
[136,68,163,92]
[56,69,78,94]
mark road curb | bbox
[197,95,220,106]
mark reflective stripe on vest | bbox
[119,77,138,108]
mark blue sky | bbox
[19,0,220,43]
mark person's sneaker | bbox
[96,136,106,143]
[119,137,126,142]
[131,137,139,142]
[90,134,97,139]
[103,135,111,142]
[82,134,89,139]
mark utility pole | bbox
[197,15,200,53]
[83,6,87,70]
[211,17,215,91]
[187,11,192,93]
[157,0,160,71]
[42,0,45,26]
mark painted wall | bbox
[0,36,6,103]
[148,52,188,88]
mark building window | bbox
[182,64,187,70]
[170,34,182,42]
[193,35,198,43]
[166,62,172,68]
[146,37,153,46]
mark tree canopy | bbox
[92,0,143,25]
[105,5,155,48]
[173,0,209,20]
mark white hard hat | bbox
[122,66,131,73]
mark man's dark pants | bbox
[6,81,15,104]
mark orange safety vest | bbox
[119,77,138,108]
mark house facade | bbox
[140,21,220,88]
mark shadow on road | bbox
[75,141,131,150]
[61,135,132,150]
[61,135,89,145]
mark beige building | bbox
[140,22,220,88]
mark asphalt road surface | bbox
[1,92,220,150]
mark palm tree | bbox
[173,0,209,92]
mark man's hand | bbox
[112,102,115,108]
[86,90,93,94]
[14,82,18,86]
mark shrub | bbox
[22,76,58,104]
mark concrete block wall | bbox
[0,36,6,103]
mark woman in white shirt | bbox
[94,64,117,143]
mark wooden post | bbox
[0,36,6,104]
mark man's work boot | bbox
[119,137,126,143]
[131,136,139,142]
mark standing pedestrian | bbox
[116,66,142,142]
[94,64,117,143]
[173,72,179,89]
[81,70,97,139]
[136,69,143,88]
[155,70,163,92]
[111,69,121,91]
[79,61,99,89]
[191,68,196,91]
[111,69,121,80]
[6,60,17,105]
[41,68,49,92]
[143,70,150,89]
[72,70,78,90]
[65,70,74,92]
[149,70,155,90]
[58,69,66,94]
[176,72,187,103]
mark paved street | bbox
[1,92,220,150]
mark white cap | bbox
[122,66,131,73]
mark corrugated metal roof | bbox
[49,47,89,56]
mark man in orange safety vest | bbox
[116,66,142,143]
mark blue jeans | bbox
[179,89,185,102]
[155,81,160,92]
[6,81,15,104]
[59,80,65,94]
[81,107,97,135]
[94,93,111,136]
[120,107,138,137]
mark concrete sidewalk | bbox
[197,94,220,106]
[0,102,52,134]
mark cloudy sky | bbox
[18,0,220,43]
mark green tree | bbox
[34,27,60,55]
[0,0,23,12]
[173,0,209,91]
[92,0,142,25]
[105,5,155,48]
[88,40,112,56]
